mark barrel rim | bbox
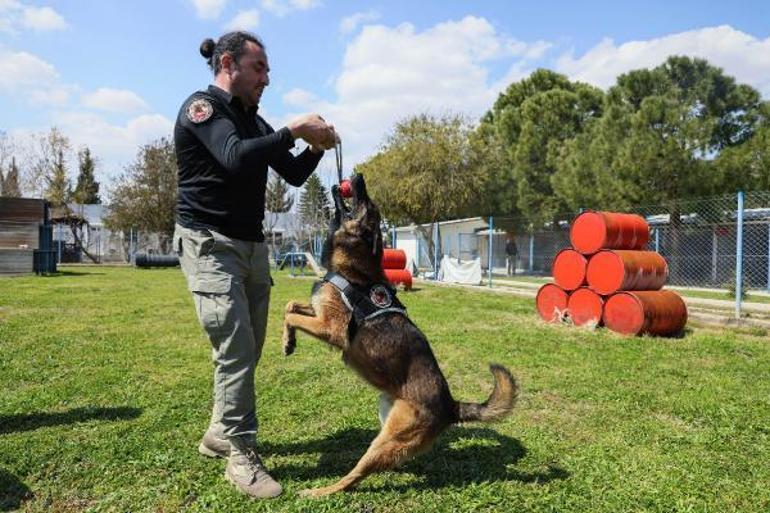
[552,248,588,291]
[603,291,645,335]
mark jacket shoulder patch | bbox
[186,98,213,124]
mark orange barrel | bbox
[603,290,687,336]
[552,249,588,291]
[384,268,413,290]
[536,284,569,323]
[570,211,650,255]
[586,250,668,295]
[567,287,604,327]
[382,248,407,269]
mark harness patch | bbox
[369,284,392,308]
[186,99,213,124]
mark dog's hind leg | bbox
[299,399,436,498]
[378,393,394,426]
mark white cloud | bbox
[224,9,260,31]
[52,111,174,177]
[21,5,67,30]
[271,16,549,179]
[282,88,318,108]
[261,0,320,18]
[0,48,71,105]
[81,88,150,114]
[0,1,67,33]
[339,10,379,35]
[555,25,770,97]
[190,0,227,20]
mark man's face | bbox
[230,41,270,108]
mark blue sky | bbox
[1,0,769,194]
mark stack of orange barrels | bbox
[382,248,413,290]
[535,211,687,336]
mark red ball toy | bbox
[339,179,352,198]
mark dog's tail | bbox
[455,364,518,423]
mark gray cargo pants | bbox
[174,223,271,438]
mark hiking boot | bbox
[198,427,230,459]
[225,436,282,499]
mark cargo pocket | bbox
[192,274,233,339]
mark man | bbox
[505,236,518,276]
[172,31,336,499]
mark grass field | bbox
[1,265,769,512]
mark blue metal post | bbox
[392,226,397,248]
[654,228,660,253]
[736,191,744,319]
[433,223,439,279]
[528,233,534,273]
[488,216,493,288]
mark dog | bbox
[282,173,518,497]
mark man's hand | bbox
[287,114,337,151]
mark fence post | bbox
[654,228,660,253]
[528,233,534,273]
[392,226,397,248]
[433,222,439,280]
[735,191,744,319]
[57,223,62,263]
[488,216,493,288]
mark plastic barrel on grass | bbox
[570,211,650,255]
[382,248,407,270]
[603,290,687,336]
[552,249,588,291]
[586,250,668,295]
[536,283,569,323]
[384,269,413,290]
[567,287,604,327]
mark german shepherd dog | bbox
[282,174,518,497]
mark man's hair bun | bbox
[200,38,216,59]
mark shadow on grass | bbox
[265,426,567,489]
[41,270,106,278]
[0,468,32,511]
[0,406,142,435]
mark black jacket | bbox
[174,85,323,241]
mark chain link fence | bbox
[398,191,770,300]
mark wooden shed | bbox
[0,197,54,275]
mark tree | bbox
[25,127,70,199]
[297,173,330,245]
[103,138,177,254]
[478,69,604,228]
[45,148,71,208]
[1,157,22,197]
[73,146,101,204]
[264,171,294,249]
[553,56,768,211]
[356,113,489,267]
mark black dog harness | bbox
[317,271,407,337]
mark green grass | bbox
[1,266,769,512]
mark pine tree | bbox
[298,174,330,235]
[45,148,71,208]
[1,157,21,197]
[73,146,101,204]
[264,171,295,248]
[265,172,294,213]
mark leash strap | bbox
[334,140,343,183]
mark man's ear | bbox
[220,52,235,74]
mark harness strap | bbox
[323,272,407,325]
